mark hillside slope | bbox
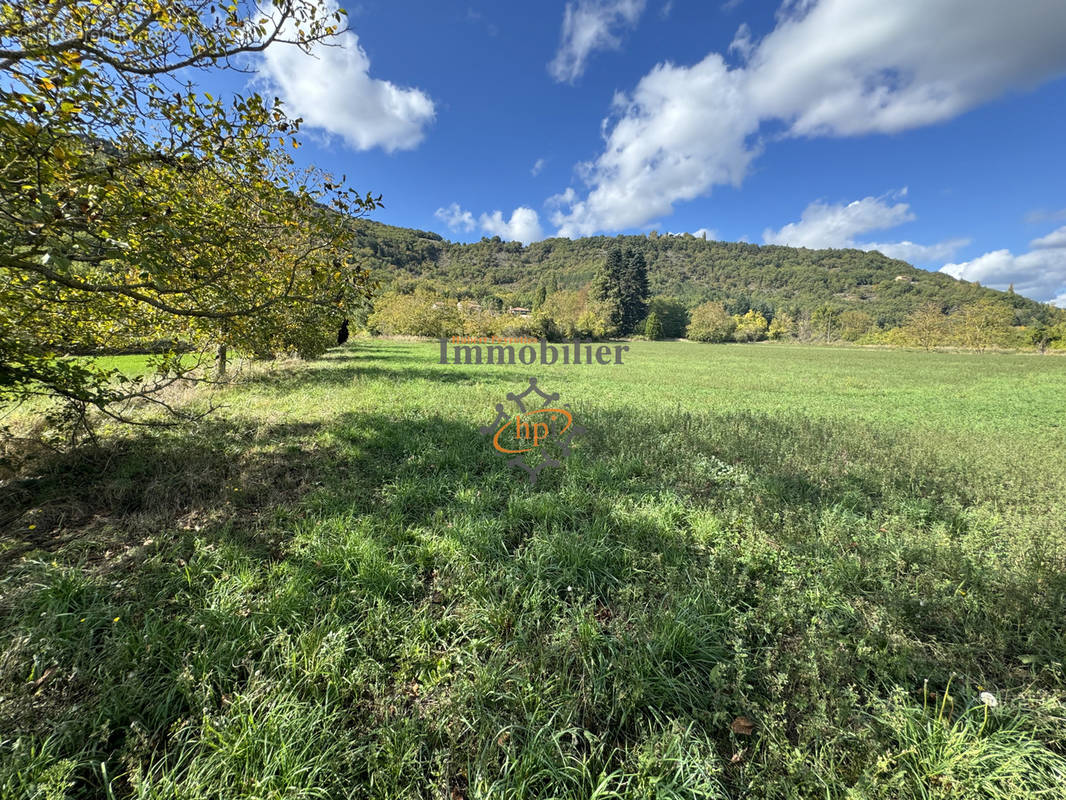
[347,220,1062,327]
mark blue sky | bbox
[227,0,1066,304]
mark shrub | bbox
[839,310,876,341]
[367,292,462,337]
[732,310,769,342]
[949,299,1015,351]
[644,312,663,340]
[646,297,689,338]
[768,311,795,340]
[686,302,736,342]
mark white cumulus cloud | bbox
[479,207,544,244]
[1031,225,1066,249]
[550,0,1066,235]
[531,158,547,176]
[941,227,1066,304]
[552,54,758,237]
[436,203,545,244]
[763,195,914,249]
[435,203,475,232]
[746,0,1066,139]
[549,0,646,83]
[257,1,435,152]
[761,194,968,264]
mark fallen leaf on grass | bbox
[731,716,756,735]
[30,666,57,692]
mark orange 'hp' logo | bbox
[480,378,584,484]
[492,408,573,453]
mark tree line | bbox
[364,250,1066,352]
[349,221,1064,332]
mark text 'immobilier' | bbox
[439,337,628,365]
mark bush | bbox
[839,310,876,341]
[768,311,795,340]
[949,299,1015,350]
[529,313,559,340]
[644,312,663,340]
[460,312,497,338]
[686,302,736,342]
[540,290,585,339]
[367,292,462,337]
[535,290,618,339]
[732,310,769,342]
[646,297,689,338]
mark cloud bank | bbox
[942,225,1066,306]
[763,193,969,264]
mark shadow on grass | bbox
[238,345,534,389]
[1,367,1064,797]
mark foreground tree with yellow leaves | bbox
[0,0,378,427]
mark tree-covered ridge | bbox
[348,221,1063,328]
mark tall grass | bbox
[1,340,1064,798]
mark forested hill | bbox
[347,219,1062,327]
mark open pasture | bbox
[2,340,1065,798]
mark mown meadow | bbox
[1,340,1065,799]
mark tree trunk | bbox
[217,344,228,377]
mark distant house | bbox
[509,307,531,315]
[894,275,913,282]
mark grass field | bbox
[2,339,1065,798]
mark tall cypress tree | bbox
[592,246,625,301]
[592,245,649,335]
[591,246,626,334]
[619,246,649,334]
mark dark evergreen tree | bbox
[591,246,626,333]
[592,246,625,301]
[592,246,649,335]
[647,297,689,338]
[618,246,650,334]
